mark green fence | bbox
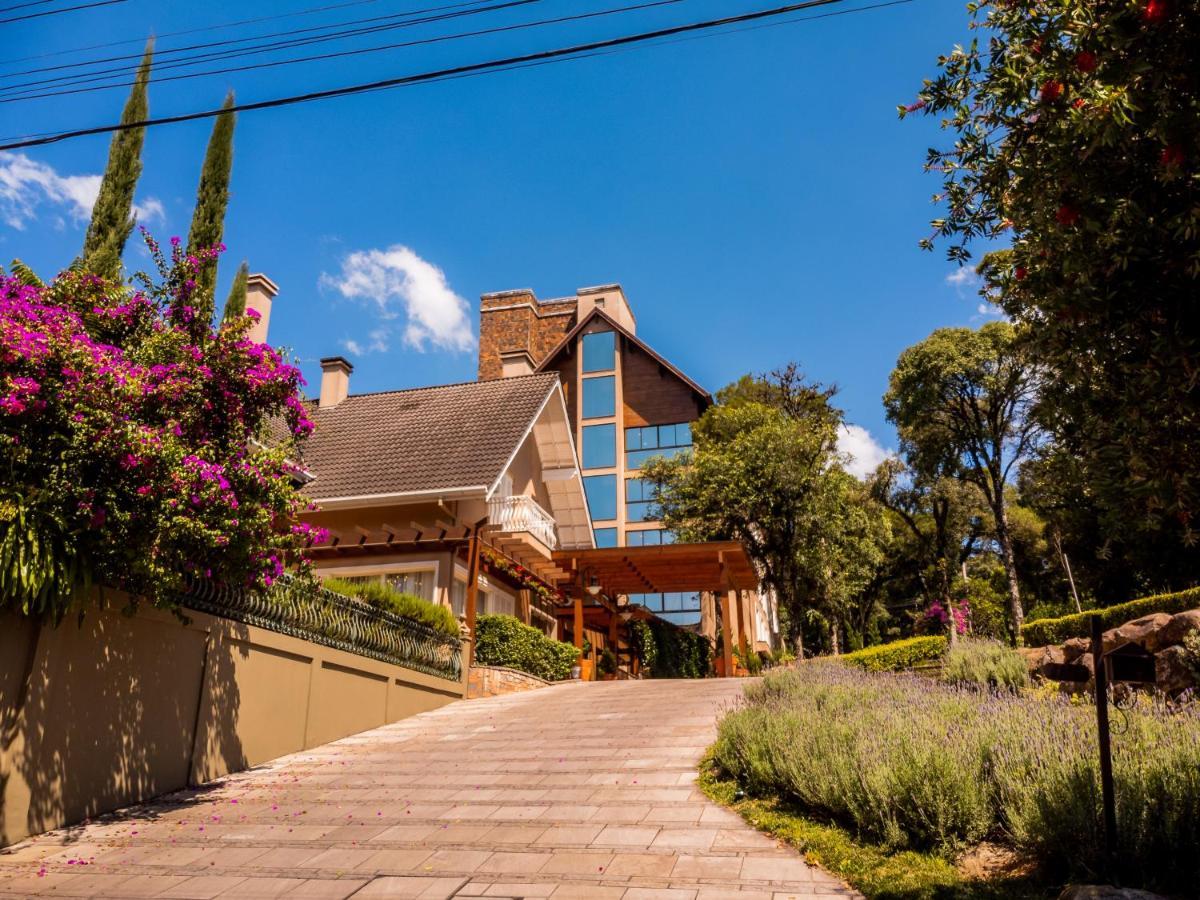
[183,574,462,682]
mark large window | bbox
[329,568,436,602]
[582,330,615,373]
[582,376,615,419]
[629,591,702,626]
[626,528,675,546]
[593,527,618,548]
[582,423,616,469]
[625,478,658,522]
[583,473,617,521]
[625,422,692,469]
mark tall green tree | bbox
[222,261,249,324]
[186,92,236,323]
[905,0,1200,578]
[884,322,1042,644]
[81,40,153,281]
[643,368,850,657]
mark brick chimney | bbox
[319,356,353,408]
[245,274,279,344]
[477,289,578,381]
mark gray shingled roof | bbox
[299,373,560,501]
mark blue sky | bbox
[0,0,990,472]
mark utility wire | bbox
[0,0,548,96]
[0,0,905,151]
[0,0,505,81]
[0,0,66,13]
[0,0,125,25]
[6,0,387,63]
[2,0,692,103]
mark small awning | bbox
[551,541,758,596]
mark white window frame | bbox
[319,560,441,604]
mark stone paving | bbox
[0,679,858,899]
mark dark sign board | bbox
[1104,643,1157,685]
[1043,662,1091,683]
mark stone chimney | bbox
[477,289,579,381]
[245,274,279,344]
[319,356,353,408]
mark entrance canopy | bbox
[551,541,758,596]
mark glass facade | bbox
[593,527,618,548]
[625,422,692,469]
[625,528,674,546]
[629,591,702,626]
[582,376,615,419]
[582,423,616,469]
[582,330,615,373]
[583,473,617,521]
[625,478,658,522]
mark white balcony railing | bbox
[488,494,558,550]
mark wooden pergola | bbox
[551,542,759,677]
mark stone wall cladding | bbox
[478,292,577,380]
[467,664,557,698]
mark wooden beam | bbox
[736,590,749,662]
[620,556,657,593]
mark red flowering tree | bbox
[904,0,1200,579]
[0,235,322,619]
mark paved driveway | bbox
[0,679,857,899]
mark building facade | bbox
[478,283,778,648]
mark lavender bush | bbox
[712,665,1200,890]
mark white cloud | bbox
[945,266,979,288]
[0,151,163,231]
[339,327,390,357]
[320,245,474,353]
[838,424,893,480]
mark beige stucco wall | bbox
[0,596,463,848]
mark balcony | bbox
[488,494,558,551]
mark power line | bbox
[0,0,125,25]
[2,0,693,104]
[0,0,907,151]
[0,0,505,81]
[5,0,388,63]
[0,0,67,14]
[0,0,547,96]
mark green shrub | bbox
[598,647,618,676]
[1020,586,1200,646]
[711,666,1200,892]
[320,577,459,637]
[472,613,578,681]
[941,639,1027,691]
[840,635,947,672]
[631,618,711,678]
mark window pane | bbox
[582,376,615,419]
[582,423,616,469]
[627,530,643,547]
[594,527,617,548]
[386,569,434,601]
[677,422,692,445]
[583,474,617,521]
[451,580,466,616]
[661,530,676,544]
[626,478,653,502]
[625,427,643,451]
[582,331,615,373]
[626,501,656,522]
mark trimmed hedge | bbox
[1021,586,1200,646]
[631,619,712,678]
[839,635,947,672]
[473,613,579,681]
[320,577,459,637]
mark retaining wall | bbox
[0,595,464,848]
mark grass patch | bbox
[698,760,1051,900]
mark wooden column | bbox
[720,590,735,678]
[464,518,486,666]
[736,590,750,661]
[573,596,584,662]
[699,591,717,642]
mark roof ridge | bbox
[316,370,559,403]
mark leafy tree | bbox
[186,92,236,322]
[222,261,249,324]
[905,0,1200,575]
[884,322,1041,644]
[644,368,869,657]
[870,458,986,645]
[81,41,153,281]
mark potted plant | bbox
[598,648,618,680]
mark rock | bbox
[1103,612,1172,653]
[1058,886,1168,900]
[1154,644,1197,695]
[1063,637,1091,663]
[1145,608,1200,653]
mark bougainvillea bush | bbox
[0,235,321,619]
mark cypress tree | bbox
[187,91,236,323]
[81,40,154,281]
[222,261,249,324]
